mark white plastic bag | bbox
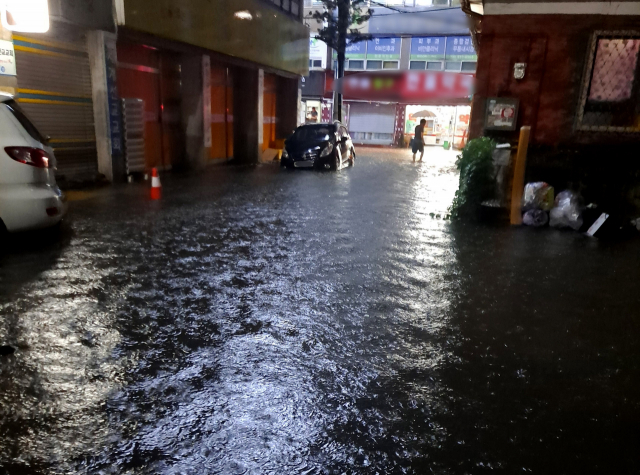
[549,190,583,230]
[523,182,554,211]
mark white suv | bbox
[0,95,66,233]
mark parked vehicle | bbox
[0,95,66,233]
[281,122,356,170]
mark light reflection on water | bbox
[0,148,462,474]
[4,148,637,474]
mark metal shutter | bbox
[14,22,97,180]
[348,103,396,145]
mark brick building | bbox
[463,0,640,211]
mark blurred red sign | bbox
[330,70,474,104]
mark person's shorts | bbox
[412,140,424,154]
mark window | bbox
[366,60,383,70]
[577,32,640,131]
[427,61,443,70]
[445,61,462,72]
[310,59,322,68]
[461,61,477,72]
[347,60,364,70]
[410,61,426,70]
[383,61,399,69]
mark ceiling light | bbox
[2,0,49,33]
[234,10,253,20]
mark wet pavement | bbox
[1,147,640,474]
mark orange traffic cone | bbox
[150,168,161,200]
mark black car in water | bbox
[281,122,355,170]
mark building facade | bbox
[464,0,640,210]
[1,0,309,183]
[302,0,476,148]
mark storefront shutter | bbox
[14,23,97,180]
[348,103,396,145]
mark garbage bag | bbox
[523,182,555,211]
[549,190,583,230]
[523,209,549,227]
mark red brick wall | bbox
[469,14,640,146]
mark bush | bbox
[449,137,497,219]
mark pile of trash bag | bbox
[522,182,554,227]
[549,190,583,230]
[523,182,554,211]
[522,182,583,230]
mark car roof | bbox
[299,122,342,128]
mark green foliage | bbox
[311,0,372,52]
[449,137,497,219]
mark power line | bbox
[304,3,461,18]
[370,6,461,16]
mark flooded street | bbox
[1,147,639,474]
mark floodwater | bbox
[1,148,639,474]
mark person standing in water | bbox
[412,119,426,162]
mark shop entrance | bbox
[210,64,233,160]
[404,105,471,149]
[116,41,183,171]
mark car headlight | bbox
[281,148,289,159]
[320,143,333,157]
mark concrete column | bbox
[181,54,206,169]
[232,67,262,164]
[276,76,300,138]
[87,30,116,182]
[0,25,17,97]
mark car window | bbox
[3,100,47,143]
[291,126,331,142]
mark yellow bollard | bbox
[510,126,531,225]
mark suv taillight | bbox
[4,147,51,168]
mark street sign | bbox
[0,40,16,76]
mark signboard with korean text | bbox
[410,37,445,61]
[309,36,327,69]
[366,37,400,60]
[445,36,477,61]
[0,40,16,76]
[104,39,122,156]
[333,40,367,60]
[332,70,474,104]
[484,97,519,131]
